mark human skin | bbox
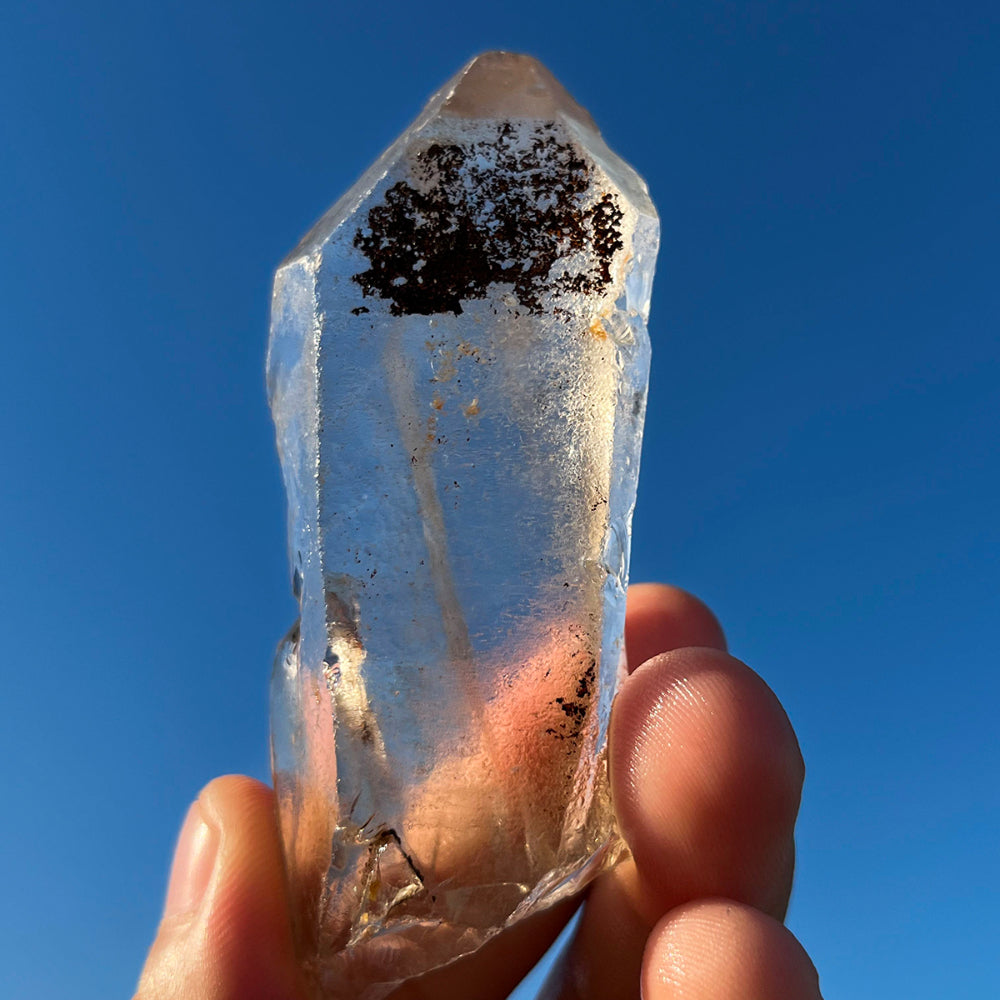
[135,583,822,1000]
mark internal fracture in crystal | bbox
[267,51,658,1000]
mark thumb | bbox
[135,776,306,1000]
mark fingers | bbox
[613,647,803,921]
[642,900,822,999]
[135,776,306,1000]
[548,585,804,999]
[135,588,808,1000]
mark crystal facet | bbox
[268,52,658,998]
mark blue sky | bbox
[2,1,997,997]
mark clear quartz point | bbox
[268,51,658,999]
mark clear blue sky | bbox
[2,1,997,997]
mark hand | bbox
[136,584,821,1000]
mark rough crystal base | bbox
[268,52,658,999]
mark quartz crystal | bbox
[268,52,658,999]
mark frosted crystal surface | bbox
[268,52,658,999]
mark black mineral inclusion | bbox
[352,123,623,317]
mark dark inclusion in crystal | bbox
[352,123,624,316]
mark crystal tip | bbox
[442,51,598,130]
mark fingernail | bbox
[163,800,219,920]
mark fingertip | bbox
[625,584,727,671]
[137,776,305,1000]
[162,799,219,922]
[642,900,822,999]
[613,649,804,819]
[195,774,280,856]
[610,649,803,920]
[200,776,303,998]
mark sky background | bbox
[2,1,997,997]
